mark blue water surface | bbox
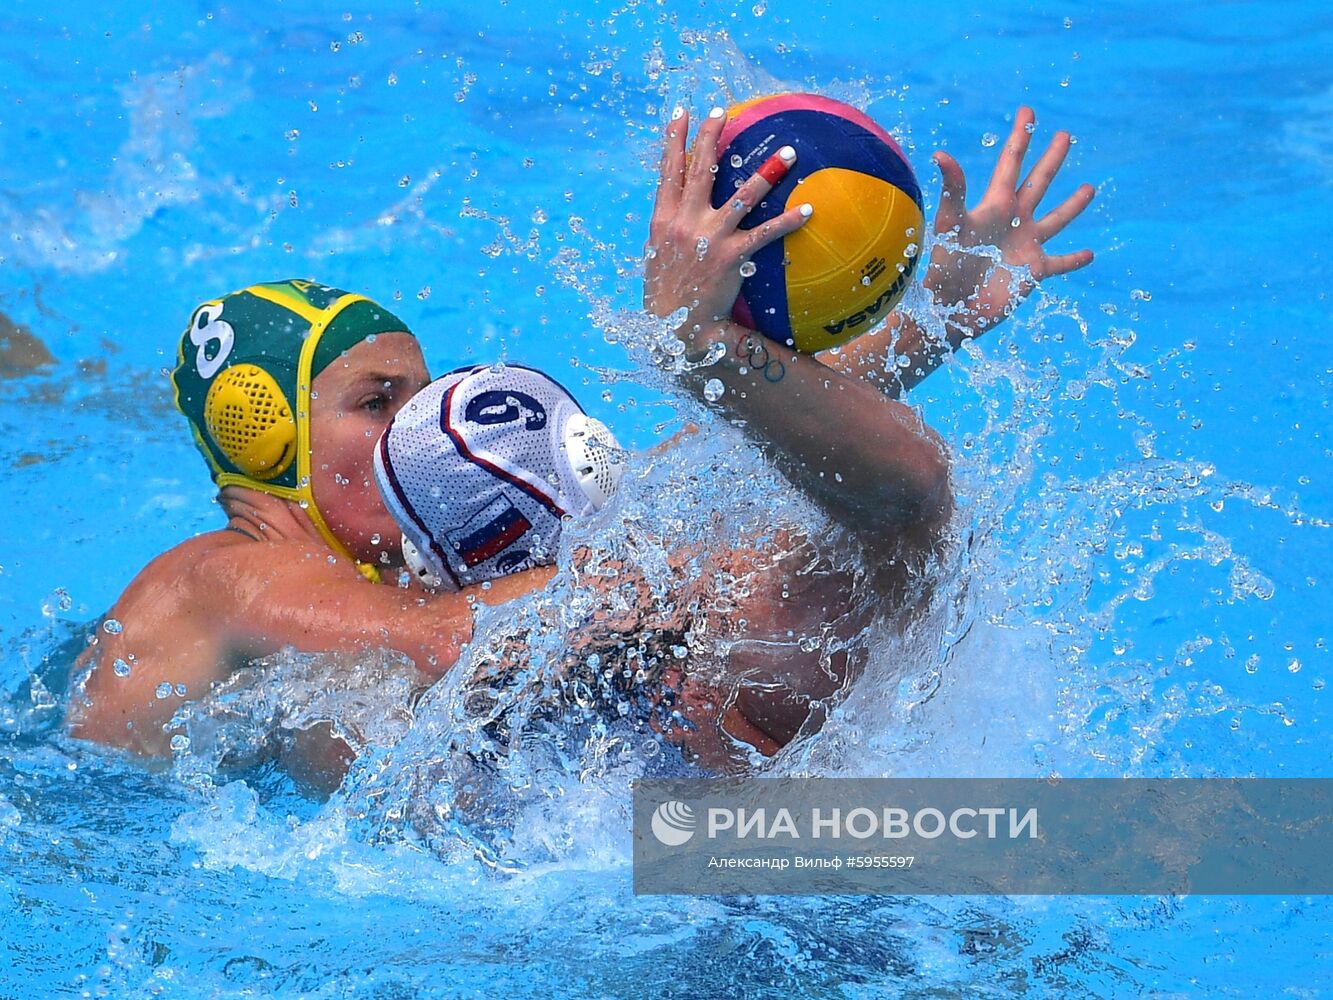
[2,0,1331,996]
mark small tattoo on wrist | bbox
[730,330,786,383]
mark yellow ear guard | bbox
[171,279,412,583]
[203,364,298,481]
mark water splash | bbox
[0,54,267,275]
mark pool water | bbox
[3,0,1331,996]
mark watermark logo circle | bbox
[650,800,696,846]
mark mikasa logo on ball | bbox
[822,269,912,337]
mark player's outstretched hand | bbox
[926,106,1095,336]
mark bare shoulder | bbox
[71,517,556,757]
[111,529,317,638]
[69,530,264,754]
[69,528,401,754]
[129,528,257,590]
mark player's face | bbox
[308,332,430,567]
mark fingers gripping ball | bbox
[712,94,924,353]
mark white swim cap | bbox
[373,363,626,590]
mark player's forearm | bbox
[361,566,558,679]
[821,307,981,399]
[888,310,974,393]
[681,320,950,546]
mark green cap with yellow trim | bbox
[171,279,410,580]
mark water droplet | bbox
[904,242,919,258]
[739,260,757,278]
[694,236,710,259]
[531,208,548,224]
[155,683,172,700]
[703,378,725,402]
[103,619,123,635]
[1245,655,1260,675]
[1064,16,1073,27]
[1288,659,1302,674]
[861,275,873,286]
[1024,121,1037,134]
[112,659,132,678]
[1130,288,1153,302]
[56,589,73,612]
[1060,77,1071,88]
[586,653,601,669]
[174,683,187,697]
[671,645,688,659]
[981,132,999,147]
[170,735,190,753]
[1010,216,1021,228]
[667,306,690,330]
[728,153,744,169]
[700,341,726,367]
[417,286,432,300]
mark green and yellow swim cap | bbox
[171,279,411,580]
